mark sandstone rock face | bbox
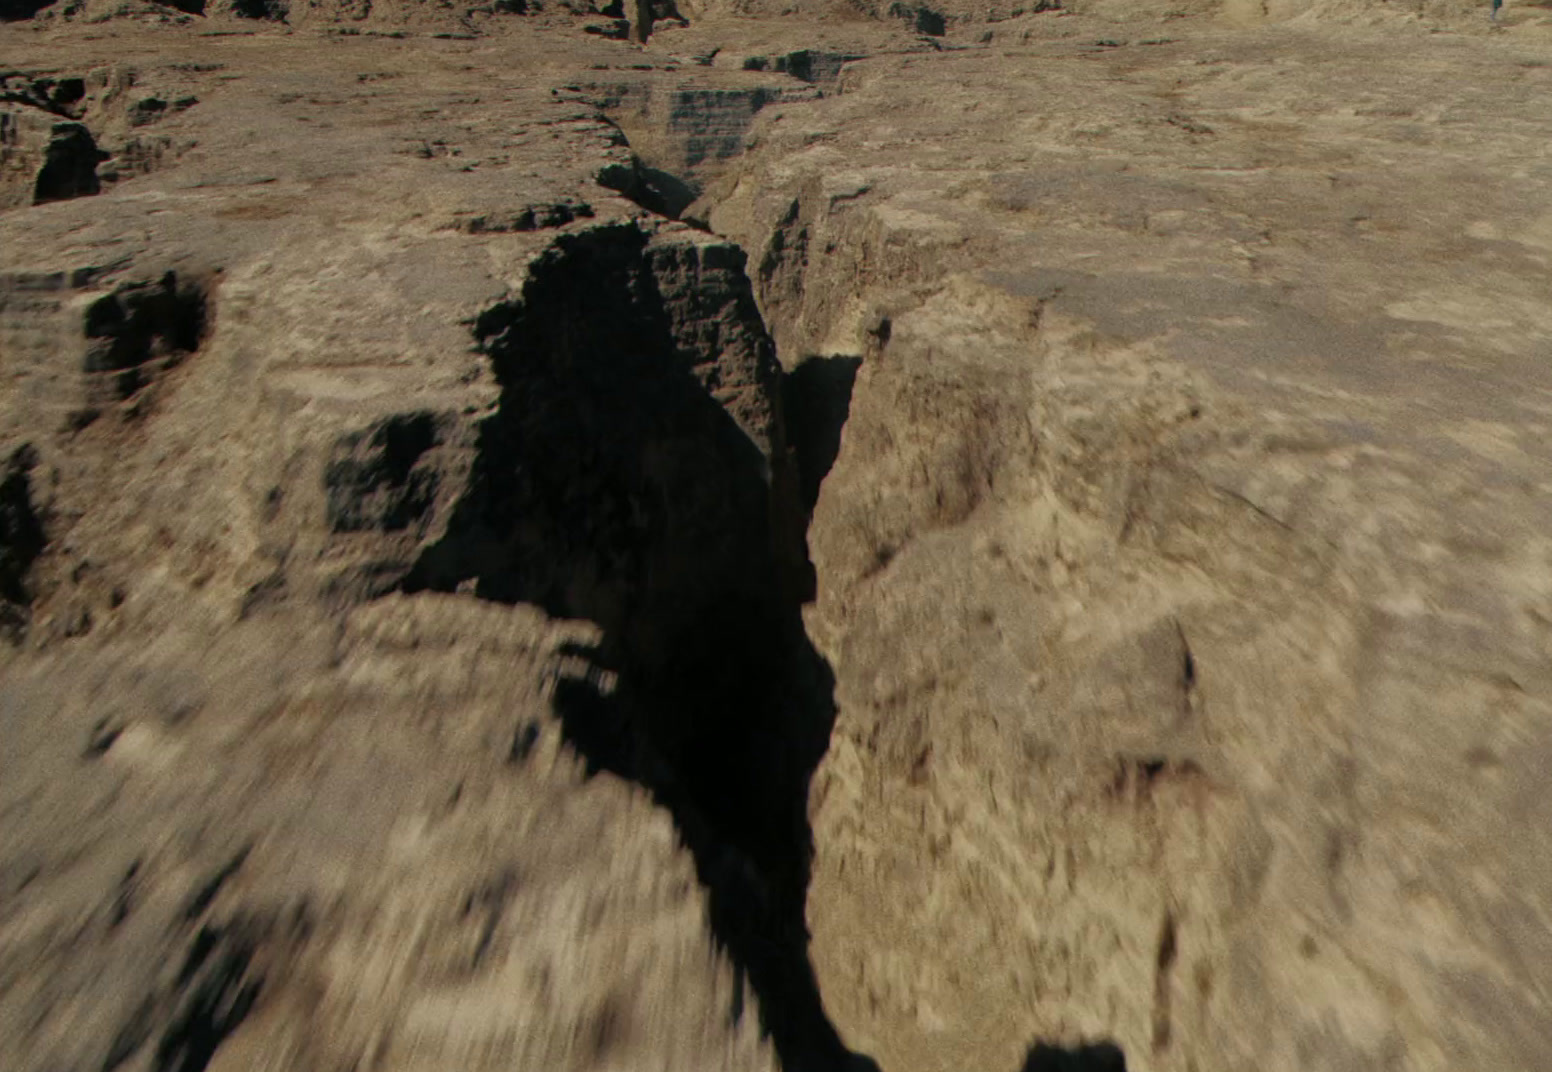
[707,18,1552,1072]
[0,28,811,1072]
[4,5,1552,1072]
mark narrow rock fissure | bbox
[736,187,1135,1072]
[1151,910,1178,1053]
[781,355,861,517]
[0,443,44,641]
[404,221,875,1072]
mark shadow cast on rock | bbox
[783,355,861,516]
[403,221,873,1072]
[1021,1041,1129,1072]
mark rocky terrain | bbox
[2,1,1552,1072]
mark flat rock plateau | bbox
[3,0,1552,1069]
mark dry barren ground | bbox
[2,2,1551,1072]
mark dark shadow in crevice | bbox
[324,412,441,534]
[0,0,55,20]
[77,270,209,423]
[1,75,86,117]
[1021,1041,1129,1072]
[887,1,946,35]
[0,444,44,642]
[635,163,699,219]
[33,122,109,205]
[596,154,700,221]
[153,926,260,1072]
[783,355,861,516]
[403,222,874,1072]
[230,0,287,19]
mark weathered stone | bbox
[2,6,1551,1072]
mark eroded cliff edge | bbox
[0,29,846,1072]
[705,22,1552,1072]
[4,7,1552,1072]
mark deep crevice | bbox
[1,74,87,118]
[742,50,866,87]
[0,443,44,641]
[104,922,265,1072]
[403,222,874,1072]
[783,355,862,516]
[589,88,789,224]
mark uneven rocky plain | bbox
[3,0,1552,1071]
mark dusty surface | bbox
[708,15,1552,1072]
[2,2,1552,1072]
[0,25,809,1072]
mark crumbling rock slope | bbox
[3,5,1552,1072]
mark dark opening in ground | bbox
[404,222,874,1072]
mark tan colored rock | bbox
[0,24,811,1072]
[5,5,1552,1072]
[708,15,1552,1072]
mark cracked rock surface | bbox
[4,4,1552,1072]
[706,16,1552,1072]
